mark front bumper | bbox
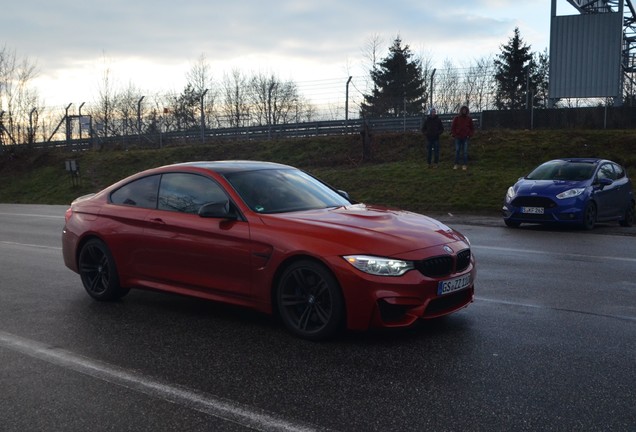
[326,251,476,331]
[502,203,585,225]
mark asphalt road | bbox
[0,204,634,431]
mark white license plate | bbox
[437,274,471,295]
[521,206,544,214]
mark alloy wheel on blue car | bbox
[582,202,597,230]
[619,203,635,227]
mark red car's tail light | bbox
[65,207,73,223]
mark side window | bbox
[597,164,615,181]
[612,163,625,179]
[158,173,227,214]
[110,175,160,208]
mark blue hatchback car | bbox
[502,158,634,230]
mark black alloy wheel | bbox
[276,260,344,341]
[619,202,635,227]
[504,219,521,228]
[78,239,129,301]
[582,202,597,230]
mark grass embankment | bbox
[0,129,634,216]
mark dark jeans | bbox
[454,137,469,165]
[426,136,440,164]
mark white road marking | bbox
[0,212,64,219]
[0,330,324,432]
[0,241,61,250]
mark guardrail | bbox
[2,114,481,152]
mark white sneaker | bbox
[453,165,458,170]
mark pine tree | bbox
[533,49,551,108]
[494,28,537,110]
[173,84,200,131]
[361,37,426,118]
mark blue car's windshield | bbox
[526,161,596,181]
[224,168,351,214]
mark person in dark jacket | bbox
[450,105,475,170]
[421,107,444,168]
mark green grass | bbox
[1,129,635,215]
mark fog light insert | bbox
[377,299,409,322]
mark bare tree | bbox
[465,56,496,112]
[436,59,461,114]
[0,45,40,145]
[248,72,301,126]
[221,69,250,128]
[360,34,384,93]
[299,101,317,122]
[92,57,118,139]
[143,92,174,138]
[116,82,145,139]
[416,53,435,111]
[186,54,217,128]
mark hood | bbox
[260,204,468,256]
[514,179,588,196]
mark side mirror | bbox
[198,200,237,219]
[337,190,350,200]
[597,177,613,188]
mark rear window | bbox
[110,175,160,208]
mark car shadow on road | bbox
[66,288,476,347]
[338,313,475,346]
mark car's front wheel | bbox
[504,219,521,228]
[276,260,344,341]
[619,202,634,227]
[582,202,597,230]
[78,239,130,301]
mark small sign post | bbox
[65,159,80,186]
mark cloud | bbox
[3,0,552,105]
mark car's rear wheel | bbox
[619,202,634,227]
[582,202,597,230]
[78,239,129,301]
[276,260,344,341]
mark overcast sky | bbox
[4,0,578,108]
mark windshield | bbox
[224,168,351,214]
[526,160,596,181]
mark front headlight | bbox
[556,188,585,199]
[506,186,515,202]
[343,255,414,276]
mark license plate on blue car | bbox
[521,206,544,214]
[438,274,471,295]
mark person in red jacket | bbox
[451,105,475,170]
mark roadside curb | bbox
[429,212,636,237]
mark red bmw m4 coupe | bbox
[62,161,475,340]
